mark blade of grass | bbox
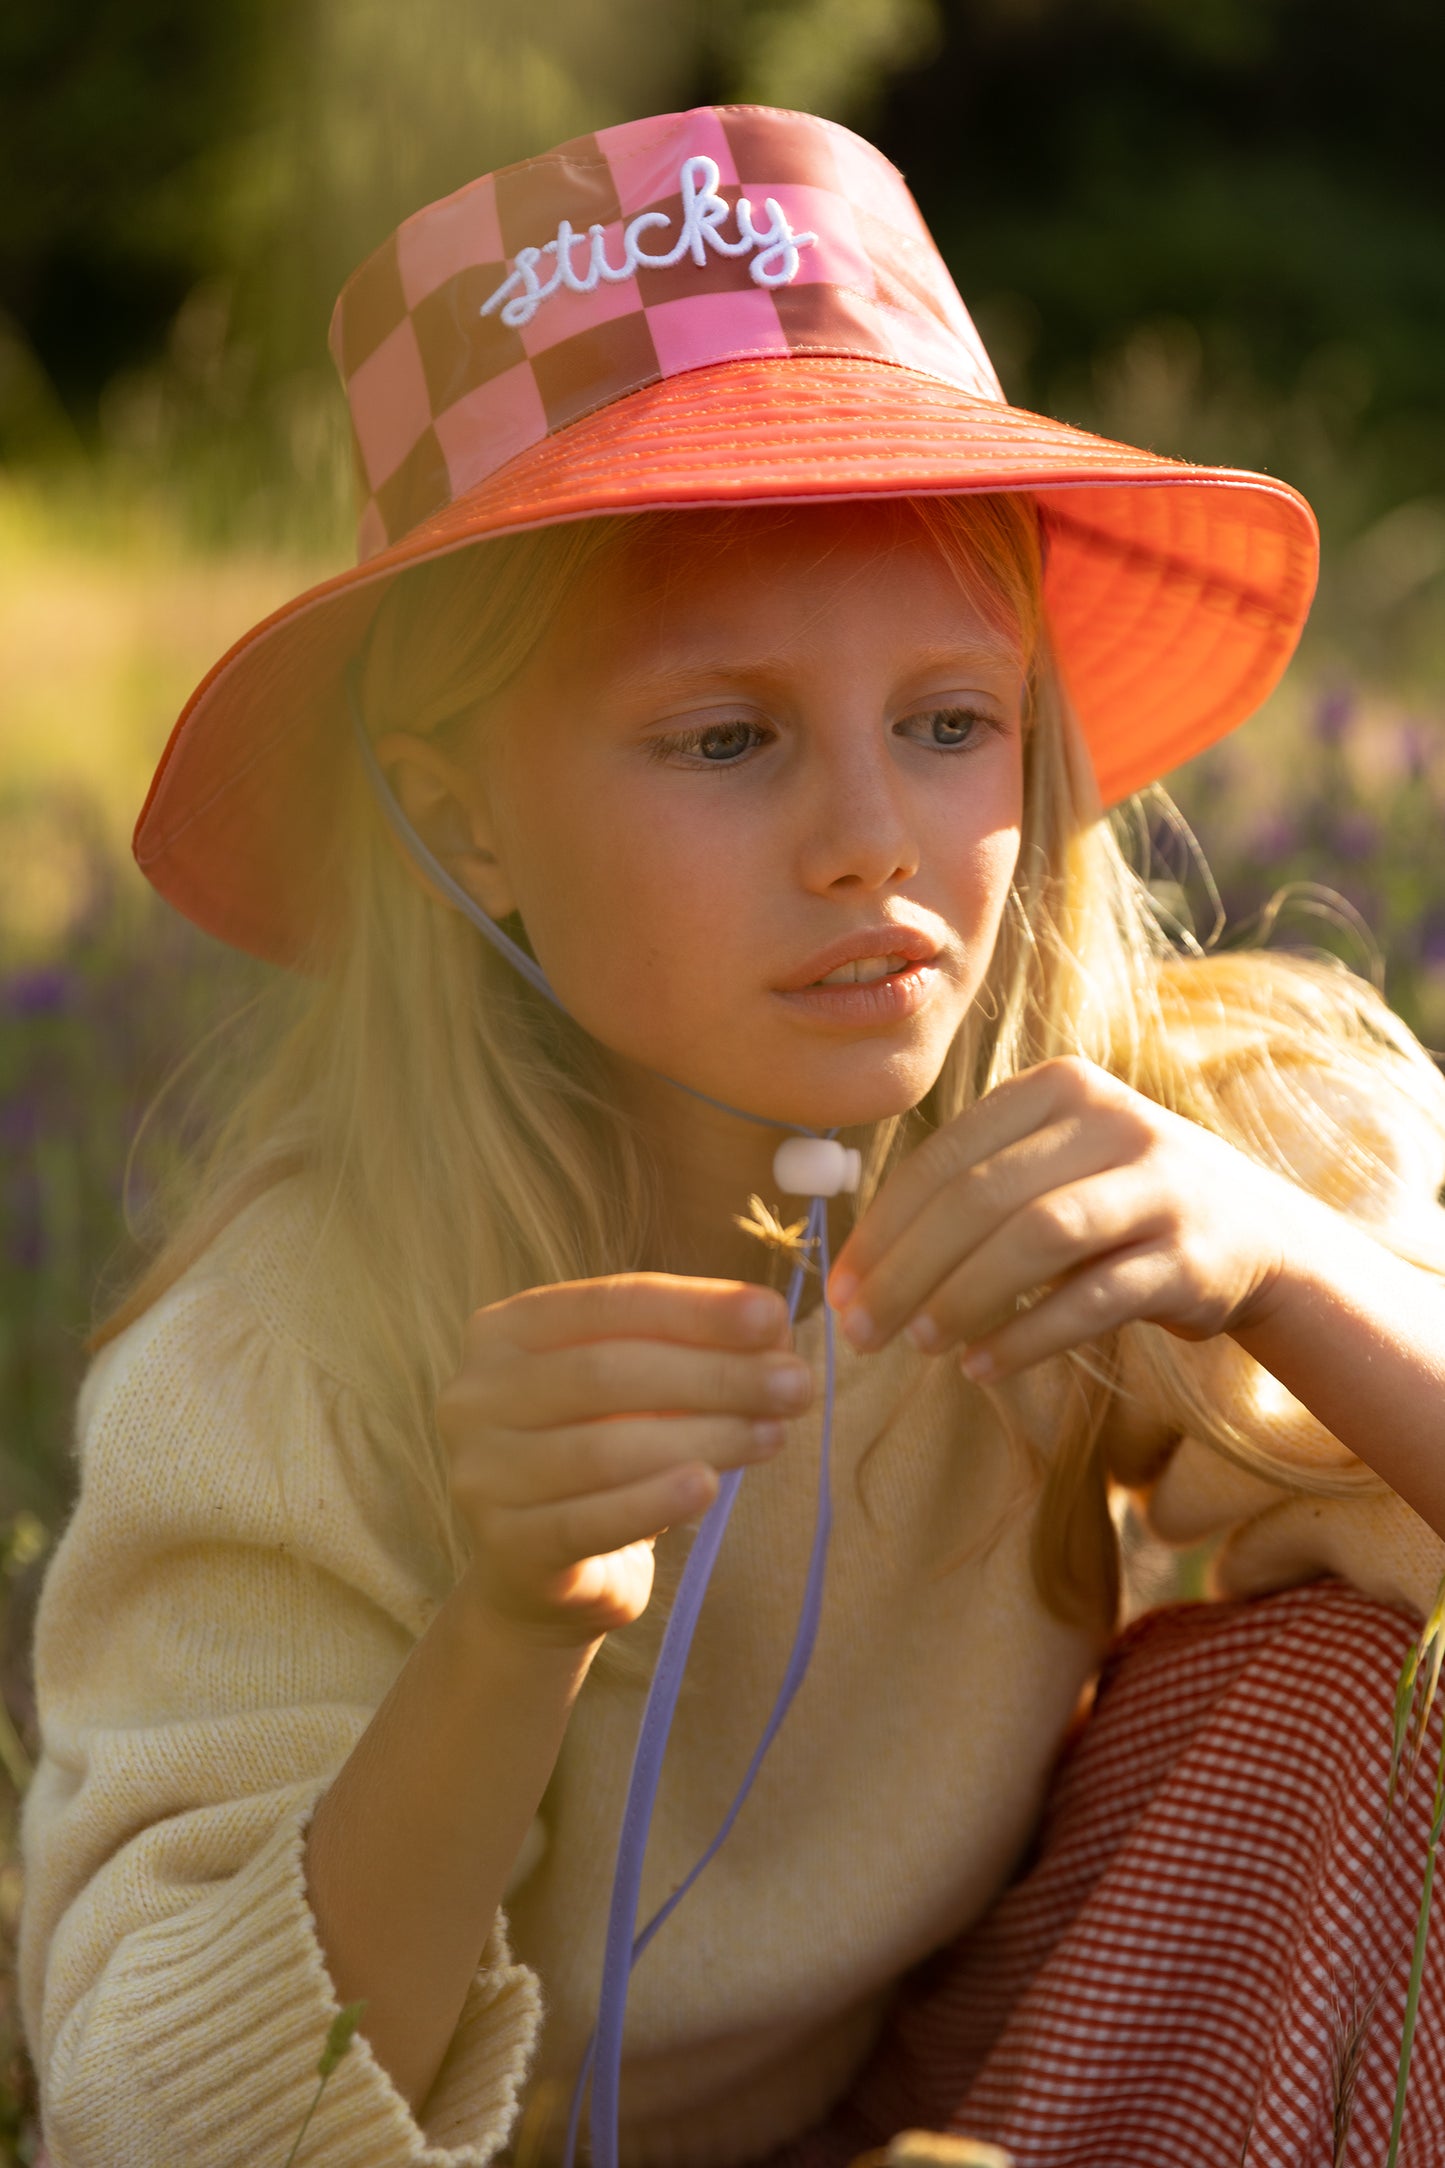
[1385,1741,1445,2168]
[282,2001,365,2168]
[1384,1572,1445,2168]
[0,1701,32,1797]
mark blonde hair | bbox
[95,495,1445,1631]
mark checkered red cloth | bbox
[759,1579,1445,2168]
[329,106,1002,559]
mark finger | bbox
[840,1115,1145,1348]
[958,1243,1178,1382]
[900,1169,1170,1353]
[474,1274,792,1358]
[469,1413,788,1508]
[494,1463,721,1573]
[472,1337,814,1430]
[829,1057,1120,1307]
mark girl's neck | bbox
[608,1056,860,1304]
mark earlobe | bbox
[372,732,518,919]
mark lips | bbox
[778,924,941,993]
[815,952,911,986]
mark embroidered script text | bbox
[481,155,818,330]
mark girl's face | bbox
[432,505,1026,1131]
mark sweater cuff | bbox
[45,1784,542,2168]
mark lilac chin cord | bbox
[350,678,843,2168]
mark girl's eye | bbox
[651,719,768,765]
[900,707,993,750]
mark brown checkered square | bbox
[495,134,623,256]
[411,264,525,412]
[719,108,831,189]
[770,281,895,361]
[531,312,661,435]
[336,235,408,376]
[374,424,453,544]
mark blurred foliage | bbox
[0,0,1440,661]
[0,0,949,550]
[882,0,1445,698]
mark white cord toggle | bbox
[772,1138,862,1198]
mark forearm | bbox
[303,1572,596,2113]
[1232,1204,1445,1541]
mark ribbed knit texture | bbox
[20,1163,1445,2168]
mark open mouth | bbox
[810,953,913,987]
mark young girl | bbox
[20,103,1445,2168]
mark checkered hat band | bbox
[331,106,1004,558]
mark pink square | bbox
[645,289,788,378]
[347,316,434,490]
[598,108,739,217]
[396,177,504,310]
[434,361,549,498]
[823,125,929,245]
[874,302,1003,402]
[519,242,644,358]
[755,182,874,297]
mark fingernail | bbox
[741,1291,784,1337]
[767,1363,812,1412]
[905,1314,941,1352]
[841,1305,875,1350]
[679,1467,717,1510]
[959,1345,995,1381]
[751,1419,787,1454]
[828,1267,859,1309]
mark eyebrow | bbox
[615,638,1022,696]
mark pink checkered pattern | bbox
[759,1580,1445,2168]
[327,106,1004,560]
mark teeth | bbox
[816,953,910,987]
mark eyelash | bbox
[650,709,1001,766]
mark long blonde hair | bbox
[95,494,1445,1630]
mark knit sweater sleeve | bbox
[18,1262,542,2168]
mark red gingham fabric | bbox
[759,1579,1445,2168]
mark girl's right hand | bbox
[439,1275,812,1646]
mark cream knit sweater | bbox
[20,1177,1445,2168]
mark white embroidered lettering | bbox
[737,194,808,288]
[481,154,816,328]
[625,209,688,271]
[588,223,633,285]
[554,220,599,295]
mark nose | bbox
[792,719,920,896]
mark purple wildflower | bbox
[4,967,71,1017]
[1250,812,1300,862]
[1332,809,1380,861]
[1312,688,1355,748]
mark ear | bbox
[372,732,518,920]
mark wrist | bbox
[1227,1187,1378,1362]
[447,1566,607,1676]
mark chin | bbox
[752,1056,948,1134]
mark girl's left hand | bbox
[826,1055,1316,1381]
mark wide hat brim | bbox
[135,352,1318,967]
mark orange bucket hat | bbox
[134,103,1319,967]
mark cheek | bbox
[501,773,755,1043]
[928,756,1023,934]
